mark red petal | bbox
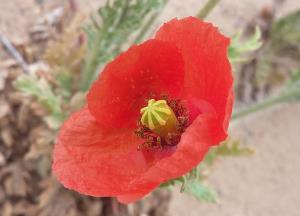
[117,191,153,204]
[52,108,158,197]
[87,39,184,129]
[156,17,233,137]
[53,17,234,203]
[131,112,222,186]
[52,108,221,203]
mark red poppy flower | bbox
[52,17,233,204]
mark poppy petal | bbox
[116,190,153,204]
[87,39,184,129]
[52,108,221,203]
[155,17,233,137]
[52,108,158,197]
[131,112,221,186]
[117,112,223,203]
[53,17,234,204]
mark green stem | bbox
[80,0,130,92]
[133,12,159,44]
[232,93,293,120]
[197,0,221,19]
[133,0,167,44]
[80,21,106,92]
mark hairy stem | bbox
[197,0,221,19]
[133,12,159,44]
[232,92,295,120]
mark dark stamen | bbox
[135,95,189,151]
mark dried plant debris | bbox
[43,14,86,95]
[0,41,170,216]
[256,10,300,87]
[235,6,300,104]
[0,1,172,216]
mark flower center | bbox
[140,99,179,138]
[135,97,189,151]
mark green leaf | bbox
[184,181,218,203]
[270,10,300,47]
[280,68,300,101]
[45,115,64,129]
[56,69,73,97]
[159,176,185,189]
[160,139,253,202]
[255,10,300,87]
[215,140,254,156]
[203,139,254,167]
[228,26,262,63]
[15,74,65,128]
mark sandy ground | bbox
[169,103,300,216]
[159,1,300,215]
[1,0,300,215]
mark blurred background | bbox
[0,0,300,215]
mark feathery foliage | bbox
[15,0,166,128]
[15,74,65,128]
[228,27,262,63]
[81,0,166,91]
[161,139,253,202]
